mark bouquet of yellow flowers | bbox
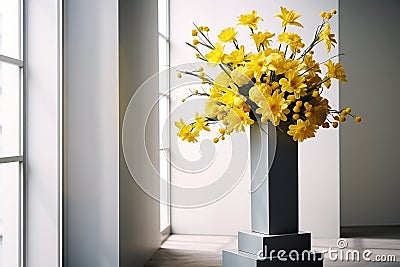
[175,7,361,143]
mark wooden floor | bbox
[145,228,400,267]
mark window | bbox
[158,0,171,233]
[0,1,24,267]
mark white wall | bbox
[25,1,161,267]
[64,1,119,266]
[119,0,161,266]
[170,0,340,237]
[339,0,400,226]
[25,0,61,266]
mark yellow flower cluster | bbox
[176,7,361,143]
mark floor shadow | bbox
[144,248,222,267]
[341,225,400,239]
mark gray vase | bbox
[250,121,298,235]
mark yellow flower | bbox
[324,60,348,82]
[308,105,328,126]
[301,55,321,77]
[174,118,186,130]
[174,119,200,143]
[205,99,228,121]
[282,58,301,74]
[238,10,263,30]
[209,84,225,100]
[264,51,286,74]
[194,114,211,131]
[243,51,267,80]
[225,107,254,134]
[320,9,336,20]
[279,69,307,99]
[278,32,305,53]
[256,90,290,126]
[251,31,275,50]
[275,6,303,28]
[214,67,250,88]
[219,87,247,109]
[259,82,274,95]
[287,119,318,142]
[225,45,245,66]
[304,74,322,89]
[218,27,238,42]
[205,43,225,63]
[249,86,265,106]
[192,29,198,36]
[249,82,275,105]
[178,125,200,143]
[319,23,337,52]
[205,100,218,117]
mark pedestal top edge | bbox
[239,230,311,237]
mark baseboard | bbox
[161,225,171,244]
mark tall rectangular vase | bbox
[222,122,324,266]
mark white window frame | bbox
[0,0,24,266]
[158,0,171,237]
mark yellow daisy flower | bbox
[319,23,337,52]
[278,32,305,53]
[243,51,268,80]
[301,55,321,77]
[287,119,318,142]
[275,6,304,28]
[324,60,348,82]
[175,119,200,143]
[205,43,225,63]
[251,31,275,50]
[279,69,307,99]
[249,83,273,106]
[218,27,238,42]
[225,107,254,134]
[225,45,245,66]
[238,10,263,30]
[264,51,286,74]
[256,90,290,126]
[194,114,211,132]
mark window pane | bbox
[0,162,21,267]
[158,0,168,37]
[0,62,21,157]
[160,151,170,230]
[0,1,21,59]
[158,36,169,73]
